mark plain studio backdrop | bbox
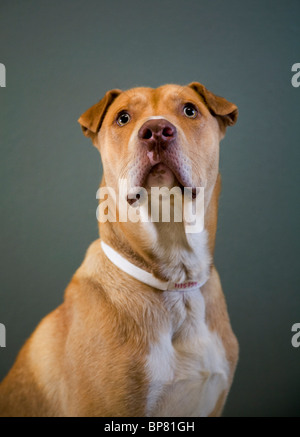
[0,0,299,417]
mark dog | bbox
[0,82,239,417]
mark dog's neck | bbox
[99,174,221,284]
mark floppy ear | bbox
[78,89,122,138]
[188,82,238,134]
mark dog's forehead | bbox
[114,84,198,109]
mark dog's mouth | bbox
[144,160,198,197]
[144,162,178,189]
[127,160,198,205]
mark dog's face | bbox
[79,83,237,280]
[79,83,238,208]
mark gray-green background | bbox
[0,0,299,417]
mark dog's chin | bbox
[144,163,180,190]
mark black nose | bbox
[138,119,176,150]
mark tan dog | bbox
[0,82,239,417]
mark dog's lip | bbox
[148,162,168,174]
[142,162,198,199]
[142,161,176,185]
[142,160,182,186]
[127,162,198,205]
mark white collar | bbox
[101,241,208,292]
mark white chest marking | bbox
[145,290,229,417]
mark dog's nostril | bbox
[162,127,174,138]
[143,129,152,140]
[138,119,176,144]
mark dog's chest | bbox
[145,290,229,417]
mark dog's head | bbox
[79,83,237,280]
[78,83,237,206]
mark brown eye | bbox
[117,112,131,126]
[183,104,197,118]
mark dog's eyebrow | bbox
[118,90,148,107]
[128,93,148,105]
[161,86,187,104]
[121,89,132,99]
[175,86,187,100]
